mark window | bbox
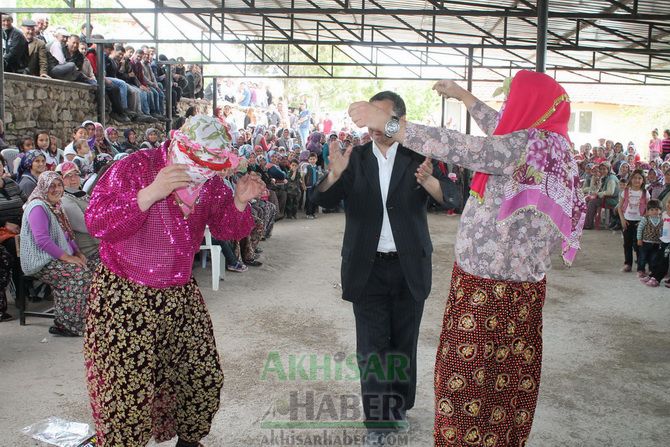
[568,112,576,132]
[578,111,592,133]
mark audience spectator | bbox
[58,161,100,259]
[296,102,311,149]
[618,170,649,273]
[637,199,662,286]
[121,129,139,153]
[21,19,50,78]
[19,171,94,337]
[32,14,50,43]
[0,174,26,322]
[649,129,662,161]
[17,150,47,196]
[2,15,28,73]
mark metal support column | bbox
[440,97,445,127]
[537,0,549,73]
[211,77,218,116]
[465,48,474,135]
[96,47,106,127]
[166,64,173,130]
[0,13,5,122]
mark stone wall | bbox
[2,73,211,147]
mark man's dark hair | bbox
[309,152,318,158]
[103,42,114,51]
[369,91,406,118]
[114,44,124,52]
[290,158,299,165]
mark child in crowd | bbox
[12,137,35,175]
[645,199,670,288]
[303,152,321,219]
[34,131,53,170]
[72,138,93,180]
[618,170,649,273]
[285,158,303,219]
[63,147,77,162]
[638,200,663,286]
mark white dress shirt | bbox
[372,141,399,253]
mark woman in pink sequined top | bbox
[349,71,585,447]
[83,115,265,447]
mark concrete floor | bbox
[0,213,668,446]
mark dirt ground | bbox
[0,212,669,447]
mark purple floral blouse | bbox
[403,100,576,283]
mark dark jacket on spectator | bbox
[104,54,119,78]
[64,47,85,71]
[2,25,28,73]
[131,58,149,87]
[117,57,140,87]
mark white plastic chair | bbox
[1,148,19,175]
[199,226,224,291]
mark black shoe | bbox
[255,248,263,254]
[28,295,42,303]
[0,313,15,322]
[151,113,164,119]
[49,325,79,337]
[244,260,263,267]
[134,114,155,123]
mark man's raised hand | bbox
[328,140,353,181]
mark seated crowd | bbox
[0,88,465,334]
[577,129,670,288]
[2,14,205,124]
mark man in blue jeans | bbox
[297,102,311,149]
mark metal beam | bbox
[537,0,549,72]
[0,13,4,122]
[3,6,670,21]
[96,47,106,127]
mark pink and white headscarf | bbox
[167,115,240,217]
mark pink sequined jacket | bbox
[85,146,254,288]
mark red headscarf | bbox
[470,70,570,200]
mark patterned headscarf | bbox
[167,114,239,217]
[26,171,74,239]
[17,150,46,181]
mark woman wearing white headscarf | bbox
[84,115,265,447]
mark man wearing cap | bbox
[2,14,28,73]
[84,115,266,447]
[21,19,50,78]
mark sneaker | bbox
[639,275,651,284]
[49,325,79,337]
[621,264,632,272]
[0,312,15,322]
[226,262,248,273]
[637,271,647,278]
[645,278,659,287]
[244,260,263,267]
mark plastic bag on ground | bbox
[21,417,96,447]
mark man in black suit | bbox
[312,91,454,445]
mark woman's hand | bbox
[234,172,266,209]
[621,219,628,231]
[60,253,86,268]
[348,102,391,133]
[4,223,20,233]
[432,80,466,100]
[138,164,191,211]
[415,158,434,186]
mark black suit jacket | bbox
[312,142,444,303]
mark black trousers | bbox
[622,219,640,268]
[650,242,670,282]
[352,257,425,428]
[305,186,318,216]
